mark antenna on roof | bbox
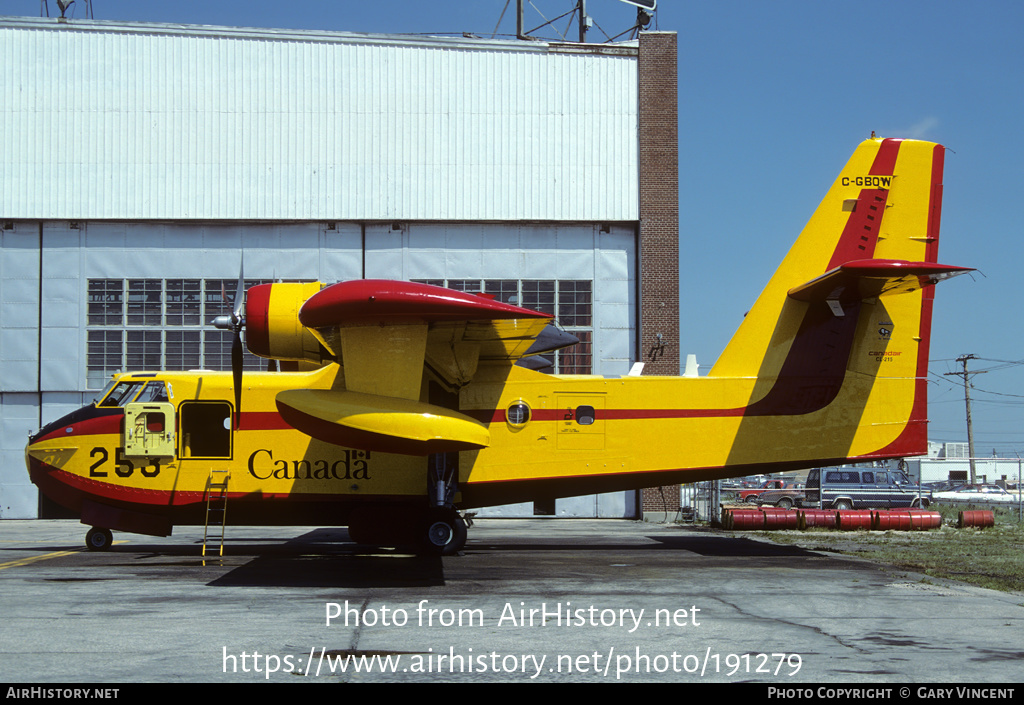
[502,0,656,43]
[41,0,94,19]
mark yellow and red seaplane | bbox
[26,137,971,554]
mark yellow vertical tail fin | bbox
[710,138,970,459]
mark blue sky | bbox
[9,1,1024,457]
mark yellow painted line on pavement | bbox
[0,548,82,571]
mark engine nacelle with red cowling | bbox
[244,282,331,365]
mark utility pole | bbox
[945,354,985,483]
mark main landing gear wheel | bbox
[422,509,467,556]
[85,527,113,552]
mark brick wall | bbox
[637,32,681,517]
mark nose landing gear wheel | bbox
[422,509,467,555]
[85,527,113,552]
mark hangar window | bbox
[88,280,124,325]
[556,280,592,327]
[446,279,485,294]
[412,278,593,374]
[164,330,202,370]
[85,277,310,389]
[127,280,163,325]
[520,280,556,313]
[484,279,520,303]
[126,330,162,369]
[557,330,592,375]
[87,330,125,389]
[165,280,202,326]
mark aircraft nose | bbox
[24,404,112,477]
[25,441,56,488]
[25,437,78,475]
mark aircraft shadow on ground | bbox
[647,535,819,557]
[205,528,447,588]
[101,530,822,588]
[460,535,818,558]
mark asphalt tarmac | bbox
[0,518,1021,685]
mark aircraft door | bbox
[124,402,176,458]
[179,401,233,459]
[556,396,605,450]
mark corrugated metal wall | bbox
[1,18,638,221]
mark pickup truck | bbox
[736,480,790,503]
[754,485,805,509]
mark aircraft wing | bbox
[250,279,567,454]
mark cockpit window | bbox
[96,381,146,408]
[92,378,119,405]
[135,382,169,403]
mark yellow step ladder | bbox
[202,469,230,557]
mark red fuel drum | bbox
[907,510,942,530]
[873,510,942,530]
[798,509,839,530]
[837,510,874,530]
[872,511,911,531]
[727,509,765,530]
[761,508,799,530]
[958,510,995,529]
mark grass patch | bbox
[757,509,1024,594]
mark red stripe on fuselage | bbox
[34,411,122,444]
[236,411,294,431]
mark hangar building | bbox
[0,17,679,520]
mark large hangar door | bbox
[363,222,638,518]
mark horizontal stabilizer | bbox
[788,259,973,306]
[276,389,490,455]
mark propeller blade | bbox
[232,330,243,429]
[233,258,245,323]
